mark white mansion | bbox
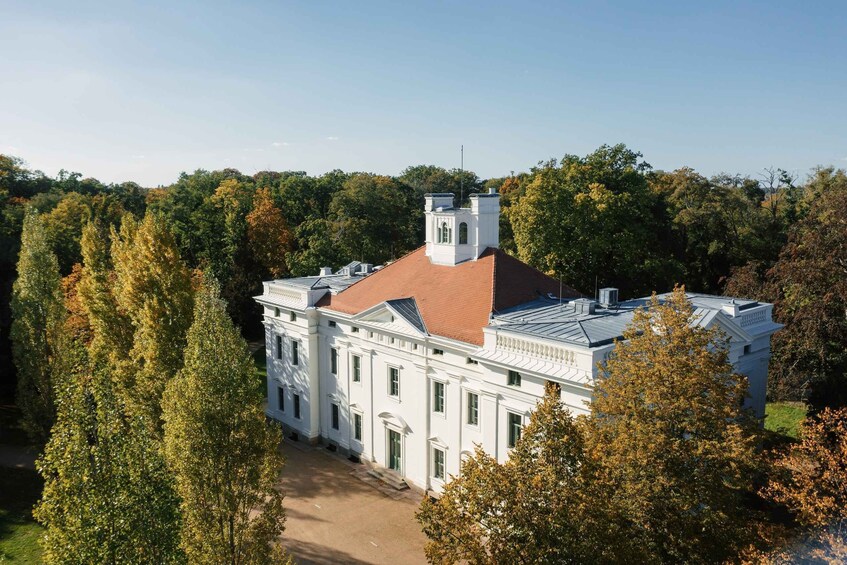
[255,190,781,493]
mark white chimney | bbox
[319,267,333,276]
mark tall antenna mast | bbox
[459,144,464,206]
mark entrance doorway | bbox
[388,429,402,473]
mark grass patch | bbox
[0,467,43,563]
[253,346,267,380]
[253,346,267,398]
[765,401,807,440]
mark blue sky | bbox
[1,1,845,186]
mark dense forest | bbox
[2,144,846,410]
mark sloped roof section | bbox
[386,298,427,334]
[318,246,581,345]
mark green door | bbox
[388,429,401,472]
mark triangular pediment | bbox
[354,299,428,337]
[697,309,753,344]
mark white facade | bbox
[255,192,781,494]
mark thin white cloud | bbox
[271,141,291,147]
[325,136,340,141]
[132,155,146,159]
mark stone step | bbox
[367,467,409,491]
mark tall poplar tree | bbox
[110,213,194,431]
[36,366,184,564]
[35,221,185,563]
[583,286,761,563]
[11,208,66,444]
[163,276,287,564]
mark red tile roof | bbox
[318,247,582,345]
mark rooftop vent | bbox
[599,288,619,308]
[360,263,373,274]
[319,266,333,276]
[572,298,597,316]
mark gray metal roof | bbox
[277,274,363,292]
[386,298,427,334]
[652,292,759,311]
[491,292,764,348]
[493,298,633,347]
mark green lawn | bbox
[253,346,267,398]
[253,346,267,380]
[765,401,807,440]
[0,467,43,563]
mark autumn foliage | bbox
[246,187,291,278]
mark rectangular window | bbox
[290,311,297,322]
[508,370,522,387]
[294,394,301,419]
[352,326,359,333]
[274,307,280,317]
[352,355,361,382]
[466,357,478,365]
[331,403,339,430]
[276,335,283,360]
[329,320,337,327]
[354,413,362,441]
[467,392,479,426]
[508,412,522,448]
[330,348,338,374]
[291,341,299,366]
[278,386,285,412]
[433,381,445,414]
[432,447,445,480]
[433,348,444,356]
[389,367,400,398]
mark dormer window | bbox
[438,221,452,244]
[459,222,468,244]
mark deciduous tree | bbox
[510,144,680,296]
[329,174,418,265]
[583,286,761,563]
[246,187,291,278]
[11,209,66,444]
[163,276,287,564]
[417,385,593,564]
[110,213,195,430]
[35,366,184,564]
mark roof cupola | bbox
[424,190,500,266]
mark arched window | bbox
[439,222,451,244]
[459,222,468,244]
